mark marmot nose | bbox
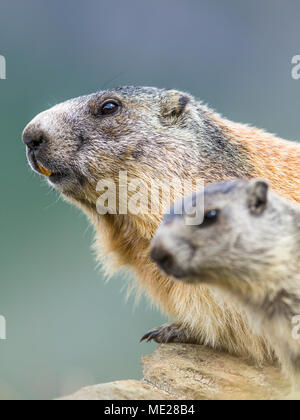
[22,124,48,151]
[150,246,174,273]
[23,132,45,151]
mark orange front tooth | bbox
[37,163,52,177]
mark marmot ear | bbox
[160,91,190,125]
[247,179,269,215]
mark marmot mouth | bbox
[36,162,67,184]
[27,151,67,184]
[27,151,52,176]
[37,162,53,177]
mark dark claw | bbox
[140,332,150,343]
[140,330,160,343]
[140,324,195,345]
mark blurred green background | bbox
[0,0,299,400]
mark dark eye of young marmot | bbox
[100,100,120,116]
[199,209,220,228]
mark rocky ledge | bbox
[60,343,290,400]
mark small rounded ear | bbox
[160,91,190,125]
[247,179,269,215]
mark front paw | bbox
[140,323,194,344]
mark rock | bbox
[60,344,290,400]
[59,380,168,401]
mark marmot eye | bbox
[100,100,120,116]
[199,209,220,228]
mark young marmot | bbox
[151,179,300,388]
[22,86,300,363]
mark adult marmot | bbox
[22,86,300,363]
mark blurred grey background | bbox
[0,0,299,400]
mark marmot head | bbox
[22,86,251,215]
[150,179,296,295]
[22,87,199,204]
